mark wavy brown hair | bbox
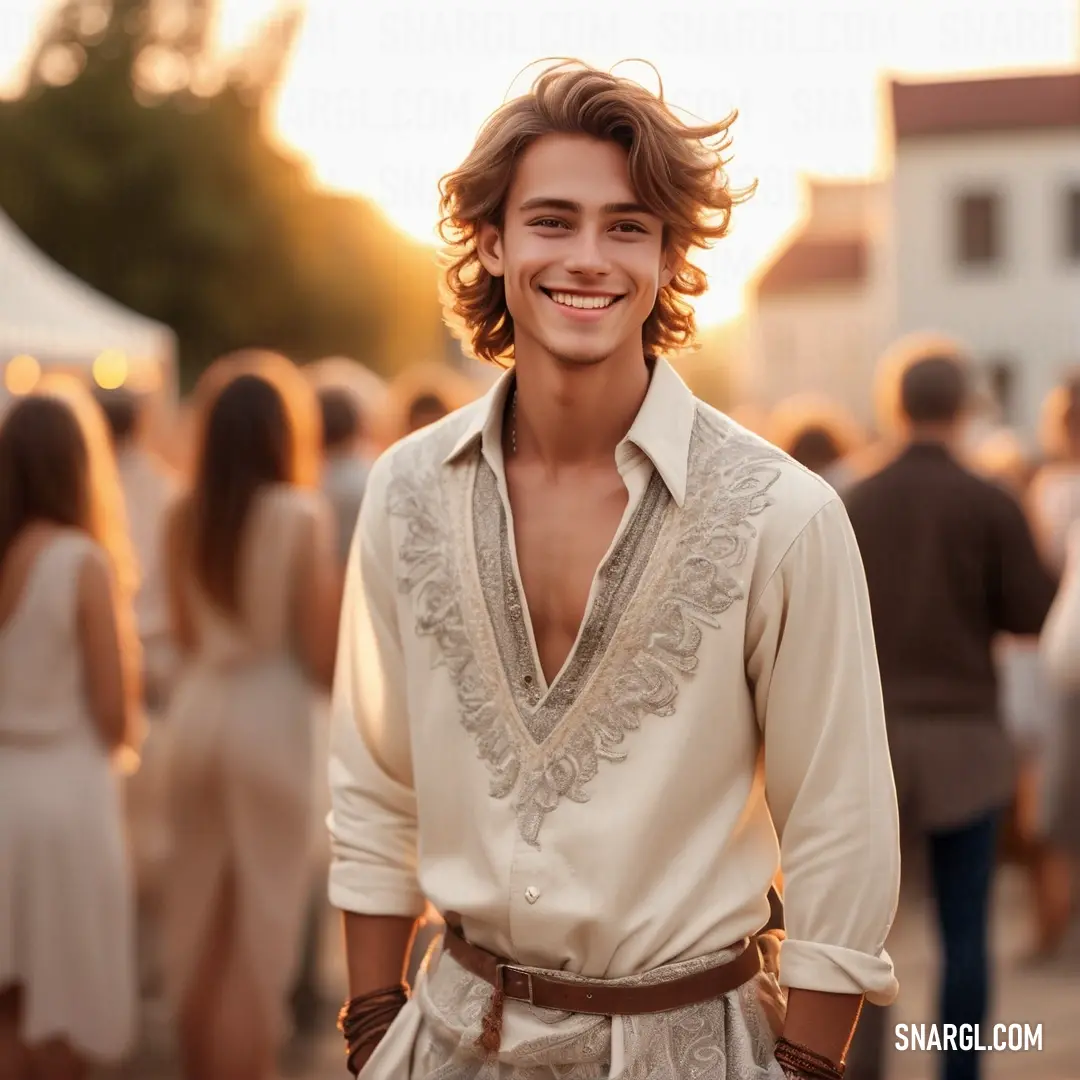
[438,60,754,366]
[177,352,319,616]
[0,376,138,601]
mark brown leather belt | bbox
[442,913,763,1016]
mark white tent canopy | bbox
[0,207,176,392]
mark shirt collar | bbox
[442,356,697,508]
[901,439,954,460]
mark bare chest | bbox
[507,470,628,685]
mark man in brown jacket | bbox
[845,346,1057,1080]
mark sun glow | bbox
[3,0,1077,328]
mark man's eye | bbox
[531,218,569,229]
[613,222,647,233]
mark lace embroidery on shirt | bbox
[389,408,784,847]
[388,446,520,800]
[473,460,672,740]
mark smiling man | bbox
[328,60,900,1079]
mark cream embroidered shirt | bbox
[328,357,901,1007]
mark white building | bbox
[743,69,1080,443]
[886,70,1080,440]
[741,177,893,427]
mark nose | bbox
[562,226,612,277]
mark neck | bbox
[906,422,960,449]
[509,341,651,471]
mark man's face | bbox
[478,133,672,367]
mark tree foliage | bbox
[0,0,445,388]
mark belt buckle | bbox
[500,964,536,1006]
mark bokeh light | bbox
[4,353,40,395]
[92,349,129,390]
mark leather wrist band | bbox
[774,1036,845,1080]
[337,984,409,1076]
[781,1068,827,1080]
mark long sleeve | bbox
[1042,523,1080,691]
[327,465,426,918]
[990,487,1058,637]
[745,496,900,1006]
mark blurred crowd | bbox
[0,350,474,1080]
[767,348,1080,1080]
[1,339,1079,1080]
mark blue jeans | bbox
[928,810,1000,1080]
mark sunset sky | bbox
[2,0,1078,325]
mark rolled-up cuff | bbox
[778,938,898,1006]
[328,857,426,919]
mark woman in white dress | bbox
[1027,375,1080,954]
[1042,521,1080,690]
[972,436,1064,956]
[0,378,141,1080]
[162,354,339,1080]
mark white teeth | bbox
[549,291,618,310]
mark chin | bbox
[540,331,629,368]
[549,348,611,367]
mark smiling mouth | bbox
[540,288,625,311]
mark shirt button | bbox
[524,886,540,904]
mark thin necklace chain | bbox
[510,384,517,456]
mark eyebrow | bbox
[517,197,653,216]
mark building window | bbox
[956,192,1001,265]
[987,359,1016,424]
[1067,187,1080,261]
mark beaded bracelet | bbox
[773,1036,845,1080]
[781,1068,830,1080]
[337,984,409,1076]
